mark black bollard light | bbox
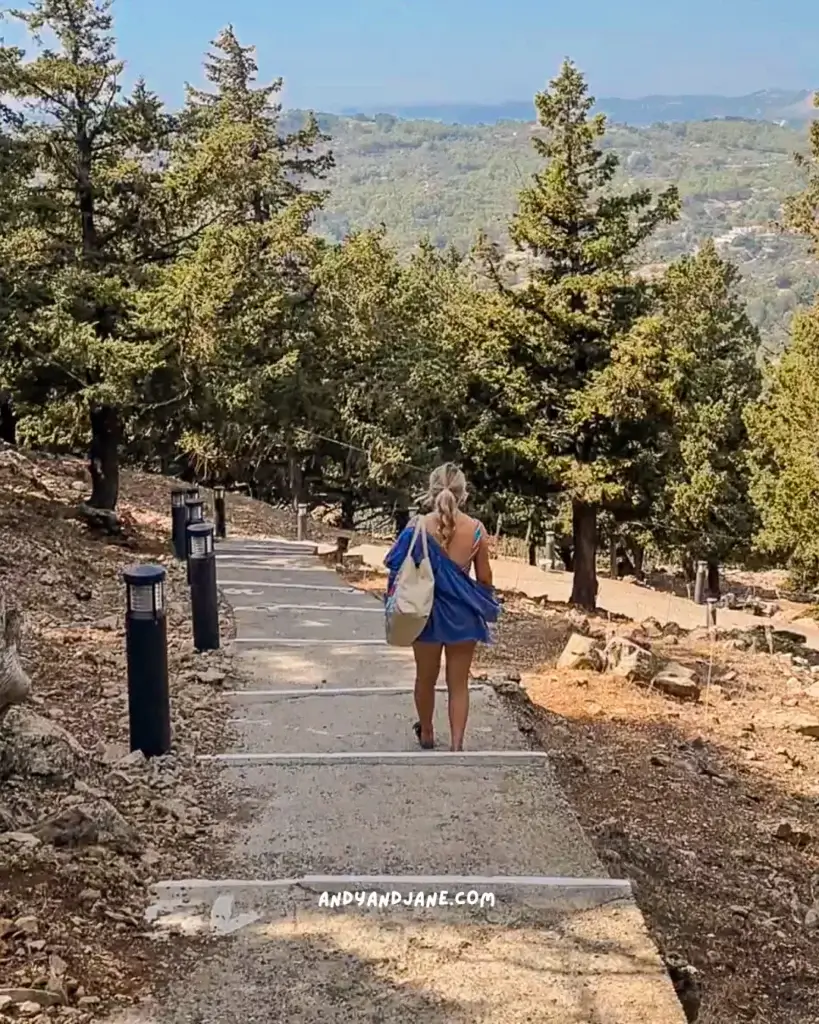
[123,564,171,757]
[335,534,350,565]
[171,488,187,560]
[693,560,708,605]
[297,502,309,542]
[214,485,227,540]
[185,498,205,583]
[188,522,220,651]
[186,485,199,502]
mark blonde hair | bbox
[424,463,468,550]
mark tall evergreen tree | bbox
[746,307,819,589]
[0,0,172,510]
[137,29,333,493]
[178,26,333,225]
[644,241,761,587]
[474,60,679,608]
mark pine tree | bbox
[746,307,819,588]
[137,29,334,493]
[0,0,172,510]
[645,241,761,587]
[179,26,333,225]
[475,60,679,608]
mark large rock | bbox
[788,713,819,739]
[0,707,85,781]
[651,662,701,701]
[0,606,30,711]
[34,798,142,856]
[556,633,603,671]
[604,637,657,682]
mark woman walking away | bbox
[384,464,500,751]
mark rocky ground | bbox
[340,564,819,1024]
[0,448,323,1023]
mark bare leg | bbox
[412,642,442,746]
[444,641,477,751]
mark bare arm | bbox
[473,523,493,587]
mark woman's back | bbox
[421,510,492,586]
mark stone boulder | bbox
[604,637,657,682]
[0,606,30,712]
[556,633,604,671]
[34,798,141,856]
[651,662,701,701]
[0,707,85,781]
[788,713,819,739]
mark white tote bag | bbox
[385,516,435,646]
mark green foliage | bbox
[278,109,818,352]
[644,241,762,566]
[0,0,173,506]
[0,1,815,616]
[746,307,819,588]
[464,60,679,607]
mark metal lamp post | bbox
[171,488,187,560]
[185,498,205,583]
[187,522,220,651]
[214,485,227,540]
[694,561,708,605]
[123,564,171,757]
[297,503,309,542]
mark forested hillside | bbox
[282,110,819,348]
[3,0,819,612]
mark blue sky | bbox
[4,0,818,111]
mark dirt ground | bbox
[339,564,819,1024]
[0,448,323,1022]
[4,454,818,1024]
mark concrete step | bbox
[234,643,416,688]
[221,689,526,754]
[216,566,347,590]
[211,760,602,878]
[218,538,319,555]
[234,606,385,645]
[136,881,685,1024]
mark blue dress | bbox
[384,522,501,644]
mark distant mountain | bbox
[340,89,816,127]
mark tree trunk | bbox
[528,540,537,566]
[570,500,598,610]
[340,492,355,531]
[88,405,120,511]
[617,549,636,577]
[288,450,304,507]
[632,544,645,581]
[682,554,695,582]
[707,561,721,599]
[558,540,574,571]
[0,393,15,445]
[394,507,410,537]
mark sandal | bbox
[413,721,434,750]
